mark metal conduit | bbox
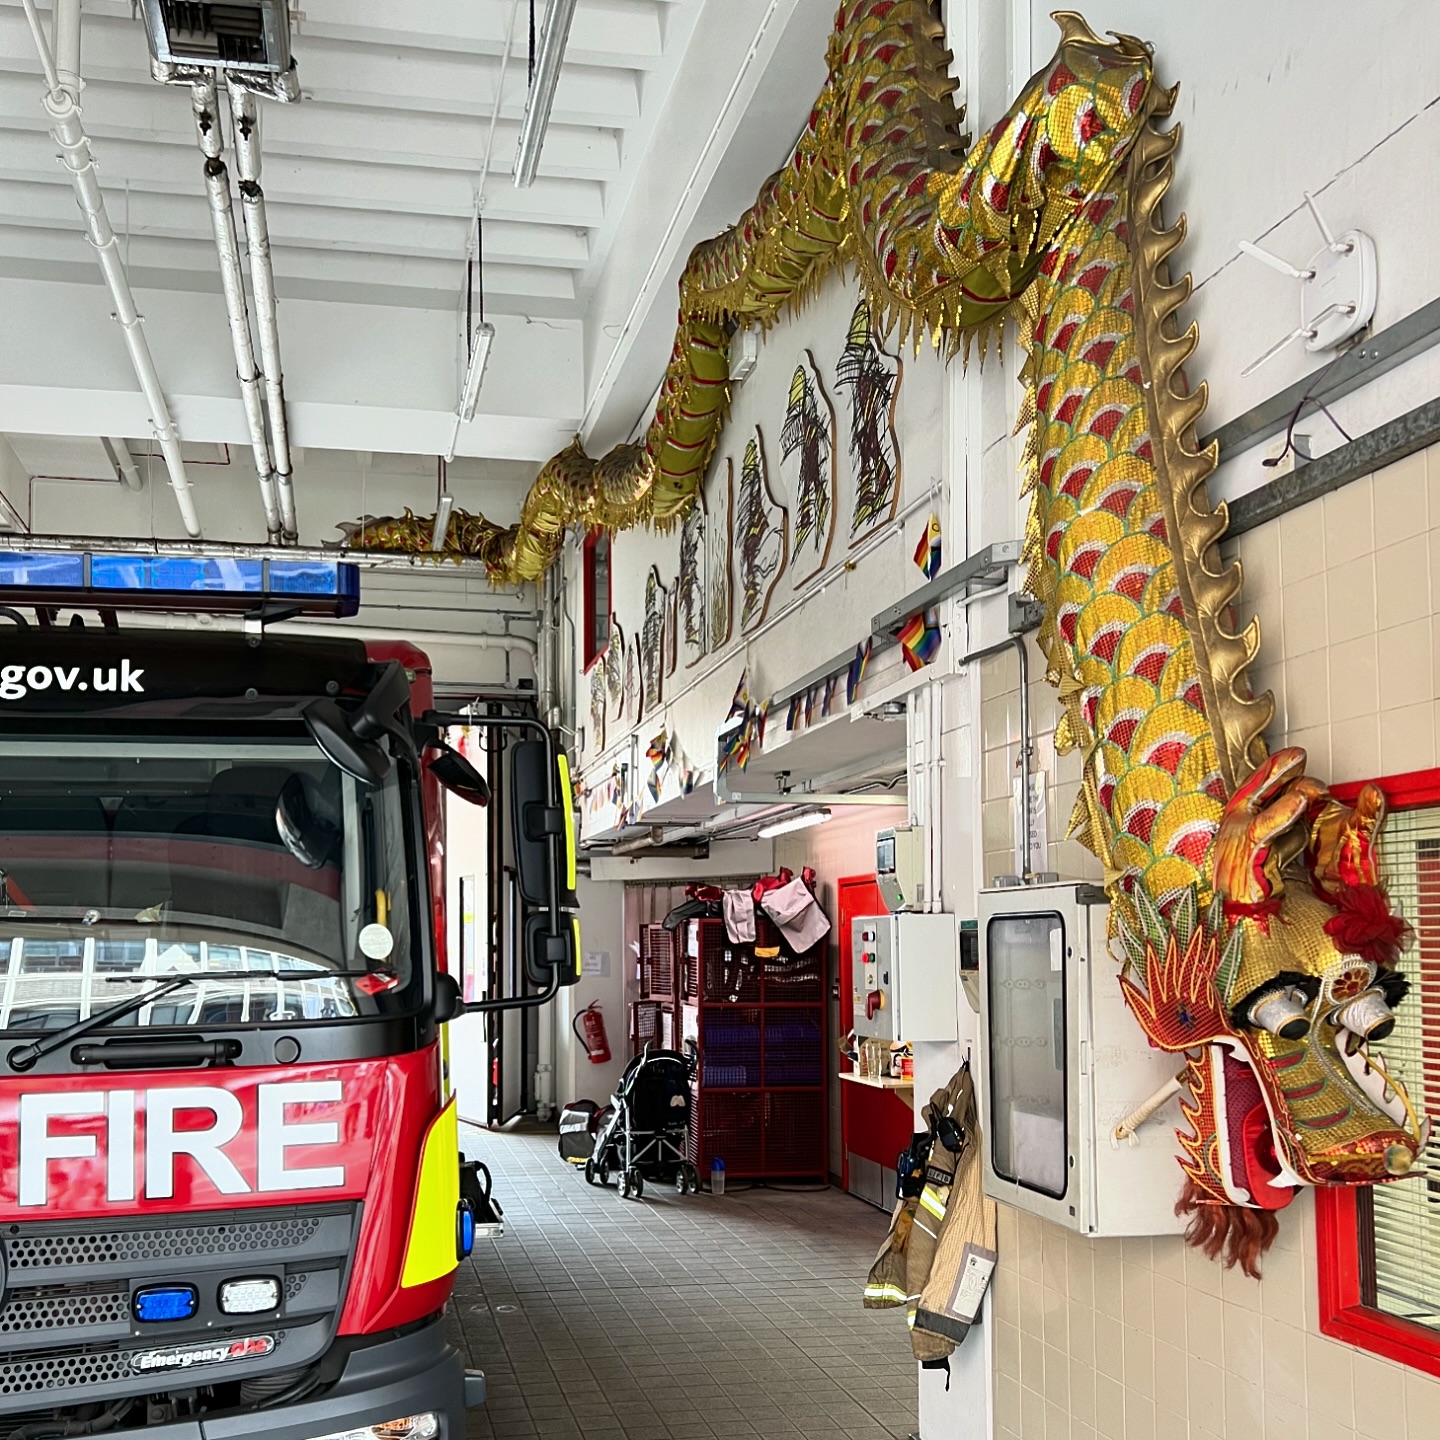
[226,78,297,543]
[191,75,282,541]
[19,0,201,538]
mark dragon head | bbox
[1119,747,1425,1272]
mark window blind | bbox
[1367,807,1440,1330]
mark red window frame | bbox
[1316,764,1440,1378]
[581,528,610,671]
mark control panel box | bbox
[978,881,1185,1238]
[851,912,959,1043]
[876,825,926,912]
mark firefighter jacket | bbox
[864,1062,997,1362]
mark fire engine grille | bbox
[6,1215,323,1271]
[0,1346,133,1396]
[0,1285,129,1334]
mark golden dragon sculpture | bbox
[351,0,1426,1271]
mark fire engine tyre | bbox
[191,1318,477,1440]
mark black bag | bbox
[558,1100,601,1164]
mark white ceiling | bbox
[0,0,833,546]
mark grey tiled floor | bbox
[450,1125,919,1439]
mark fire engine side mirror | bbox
[511,740,574,909]
[429,742,490,807]
[434,971,463,1024]
[302,660,412,786]
[524,912,580,988]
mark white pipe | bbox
[227,78,297,543]
[192,76,281,541]
[263,620,539,662]
[52,0,80,100]
[20,0,201,538]
[104,437,143,492]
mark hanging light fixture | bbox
[757,808,833,840]
[447,211,495,461]
[513,0,578,188]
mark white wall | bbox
[553,874,629,1107]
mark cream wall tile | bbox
[1021,1380,1046,1440]
[996,1372,1022,1434]
[1373,449,1427,540]
[1095,1374,1126,1440]
[1280,497,1327,580]
[1124,1391,1156,1440]
[1378,616,1433,709]
[1094,1313,1124,1383]
[1044,1344,1070,1409]
[1285,650,1330,730]
[1045,1399,1070,1440]
[1189,1356,1225,1435]
[1263,1392,1310,1440]
[1152,1236,1186,1283]
[1152,1274,1188,1350]
[1331,714,1382,781]
[1066,1233,1095,1309]
[1221,1259,1264,1312]
[995,1319,1020,1379]
[1020,1329,1045,1393]
[1068,1297,1095,1369]
[1224,1305,1265,1386]
[1187,1289,1224,1364]
[1324,477,1374,564]
[1285,724,1330,775]
[1250,663,1286,732]
[1258,1236,1305,1325]
[1326,555,1376,646]
[1304,1335,1354,1429]
[1307,1419,1357,1440]
[1225,1373,1265,1440]
[1351,1353,1408,1440]
[1043,1288,1068,1353]
[1072,1423,1095,1440]
[1154,1408,1187,1440]
[1122,1237,1154,1270]
[1375,534,1431,629]
[1122,1263,1154,1333]
[1041,1223,1067,1291]
[1283,572,1330,655]
[1124,1324,1155,1401]
[1094,1247,1124,1322]
[1328,634,1378,723]
[1020,1276,1043,1337]
[1261,1317,1309,1409]
[1069,1357,1096,1428]
[1404,1367,1440,1432]
[1153,1340,1188,1419]
[1380,700,1436,774]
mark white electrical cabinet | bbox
[978,881,1185,1237]
[851,912,958,1043]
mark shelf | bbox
[839,1072,913,1092]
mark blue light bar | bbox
[0,552,359,617]
[134,1285,199,1323]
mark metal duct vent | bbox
[141,1,291,74]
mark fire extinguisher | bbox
[574,1002,611,1065]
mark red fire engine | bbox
[0,554,578,1440]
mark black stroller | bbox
[585,1045,700,1200]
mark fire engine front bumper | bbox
[124,1322,482,1440]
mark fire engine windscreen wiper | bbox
[5,968,373,1073]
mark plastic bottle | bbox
[711,1157,726,1196]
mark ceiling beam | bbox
[0,277,584,461]
[0,74,624,181]
[0,178,591,267]
[0,10,643,128]
[296,0,666,72]
[0,131,607,226]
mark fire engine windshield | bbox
[0,739,420,1031]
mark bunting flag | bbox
[913,513,942,580]
[847,638,872,705]
[804,686,817,726]
[787,693,803,731]
[821,674,838,717]
[645,730,670,802]
[756,702,771,750]
[720,669,752,770]
[898,607,943,671]
[726,670,750,721]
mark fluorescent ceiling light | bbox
[430,494,455,552]
[513,0,579,188]
[757,808,833,840]
[457,321,496,424]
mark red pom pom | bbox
[1322,884,1411,967]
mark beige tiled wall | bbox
[984,443,1440,1438]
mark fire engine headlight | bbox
[307,1414,439,1440]
[218,1277,282,1315]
